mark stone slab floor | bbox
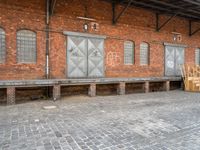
[1,90,200,150]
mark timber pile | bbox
[181,64,200,92]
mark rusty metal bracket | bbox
[156,13,177,31]
[189,20,200,36]
[112,0,132,24]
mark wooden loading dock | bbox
[0,0,199,105]
[1,77,181,105]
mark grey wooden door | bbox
[67,36,104,78]
[67,36,87,78]
[88,38,104,77]
[165,46,175,76]
[165,46,184,76]
[175,47,184,76]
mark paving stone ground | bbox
[1,90,200,150]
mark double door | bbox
[165,45,185,76]
[67,35,104,78]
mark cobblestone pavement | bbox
[1,91,200,150]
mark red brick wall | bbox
[0,0,46,80]
[0,0,199,80]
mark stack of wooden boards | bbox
[181,64,200,92]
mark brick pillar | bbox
[7,87,15,105]
[88,83,96,97]
[117,82,126,95]
[164,81,170,91]
[144,81,149,93]
[53,84,61,100]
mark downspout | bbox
[46,0,50,79]
[45,0,50,98]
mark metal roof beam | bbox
[104,0,200,21]
[147,0,200,16]
[129,1,200,20]
[182,0,200,6]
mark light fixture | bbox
[171,32,182,42]
[83,23,89,32]
[173,34,177,41]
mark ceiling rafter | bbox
[130,1,200,20]
[105,0,200,20]
[147,0,200,16]
[105,0,200,36]
[182,0,200,6]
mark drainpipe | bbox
[46,0,50,79]
[45,0,50,98]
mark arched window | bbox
[17,30,36,63]
[124,41,134,64]
[140,42,149,65]
[0,28,6,63]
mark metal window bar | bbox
[124,41,134,64]
[195,48,200,65]
[0,28,6,63]
[17,30,36,63]
[140,42,149,65]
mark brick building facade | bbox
[0,0,199,80]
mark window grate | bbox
[195,48,200,65]
[0,28,6,63]
[124,41,134,64]
[17,30,36,63]
[140,42,149,65]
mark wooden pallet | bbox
[181,64,200,92]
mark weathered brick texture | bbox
[164,81,170,91]
[117,82,126,95]
[7,87,15,105]
[144,81,150,93]
[88,83,96,97]
[53,84,61,100]
[0,0,199,80]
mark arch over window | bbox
[140,42,149,65]
[124,41,134,65]
[0,28,6,63]
[17,30,36,63]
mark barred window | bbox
[124,41,134,64]
[195,48,200,65]
[140,42,149,65]
[0,28,6,63]
[17,30,36,63]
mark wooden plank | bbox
[0,77,182,88]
